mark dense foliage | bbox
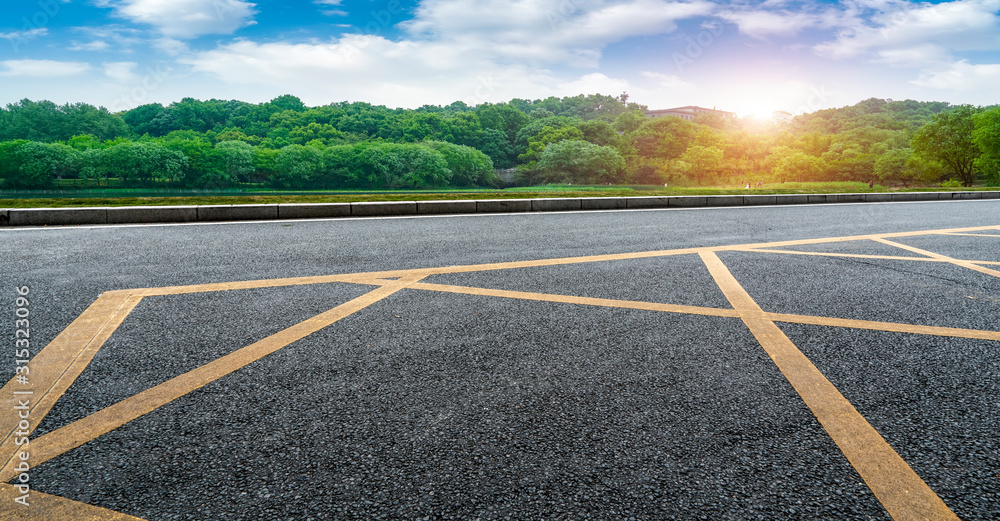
[1,94,998,190]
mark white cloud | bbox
[177,0,718,107]
[717,10,821,39]
[322,9,349,16]
[154,37,189,56]
[69,40,111,51]
[184,36,647,107]
[0,28,48,40]
[103,61,139,82]
[912,59,1000,91]
[101,0,258,38]
[875,44,952,68]
[640,71,696,91]
[0,60,91,77]
[403,0,713,66]
[557,73,632,97]
[815,0,1000,59]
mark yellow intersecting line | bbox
[937,232,1000,238]
[3,223,999,519]
[874,238,1000,278]
[700,251,959,521]
[0,483,144,520]
[0,274,427,484]
[0,291,142,475]
[766,313,1000,341]
[732,248,944,263]
[407,282,743,318]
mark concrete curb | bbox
[2,191,997,227]
[351,201,417,217]
[108,205,198,224]
[198,205,277,222]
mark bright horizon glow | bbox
[0,1,997,113]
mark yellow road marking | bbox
[97,224,1000,299]
[5,223,999,519]
[0,275,425,482]
[407,282,742,318]
[728,248,1000,267]
[875,239,1000,279]
[700,251,958,521]
[0,483,145,520]
[767,313,1000,341]
[130,274,369,297]
[733,248,940,262]
[937,232,1000,238]
[0,292,141,474]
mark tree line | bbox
[1,94,998,190]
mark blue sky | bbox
[1,0,998,116]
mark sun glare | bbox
[738,103,780,121]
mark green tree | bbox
[354,143,403,188]
[972,106,1000,184]
[423,141,497,186]
[911,105,981,187]
[0,140,29,183]
[536,140,626,184]
[272,144,324,188]
[215,141,256,184]
[773,151,827,183]
[85,141,186,186]
[479,128,517,169]
[1,99,129,142]
[6,141,79,188]
[632,116,697,159]
[317,146,360,188]
[517,125,585,165]
[613,110,647,134]
[396,145,451,188]
[873,148,944,187]
[577,120,619,147]
[679,145,724,185]
[161,135,223,187]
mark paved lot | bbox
[1,200,999,520]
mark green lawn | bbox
[0,182,994,209]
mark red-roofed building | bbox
[644,106,736,121]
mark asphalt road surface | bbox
[1,199,999,520]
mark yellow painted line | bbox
[130,274,371,297]
[411,282,1000,341]
[407,282,742,318]
[0,292,142,475]
[86,224,1000,301]
[700,251,958,521]
[875,239,1000,279]
[1,223,995,515]
[767,313,1000,341]
[0,483,146,520]
[1,275,425,482]
[733,248,940,262]
[937,232,1000,238]
[728,248,1000,267]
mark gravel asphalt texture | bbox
[2,199,999,520]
